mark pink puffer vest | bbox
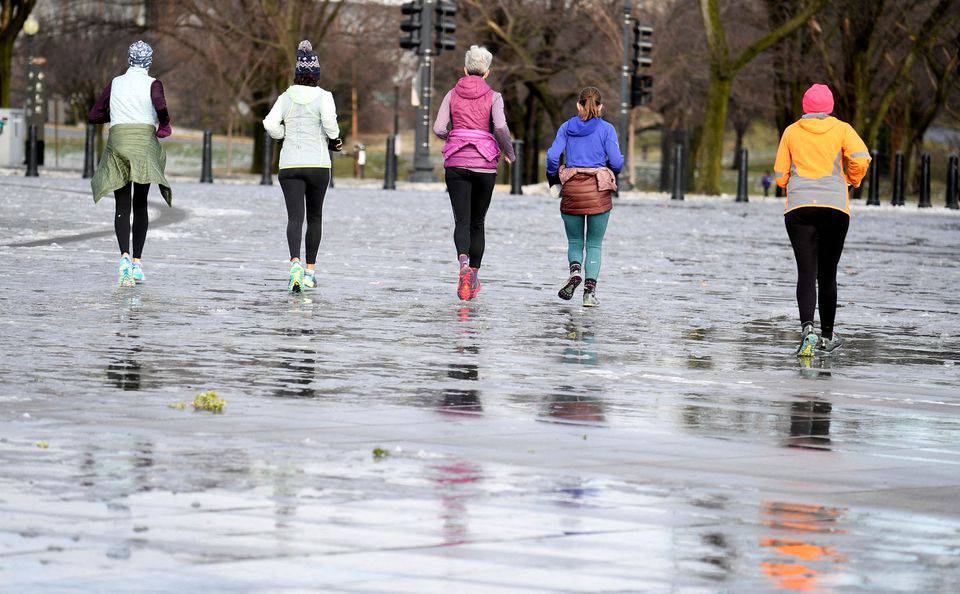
[443,76,500,170]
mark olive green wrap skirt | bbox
[90,124,172,205]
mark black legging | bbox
[785,207,850,339]
[445,167,496,268]
[279,168,330,265]
[115,182,150,258]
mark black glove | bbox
[547,173,561,187]
[328,138,344,152]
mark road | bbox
[1,177,959,592]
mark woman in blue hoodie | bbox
[546,87,624,307]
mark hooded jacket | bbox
[774,114,871,215]
[433,76,515,171]
[263,85,340,169]
[546,116,624,178]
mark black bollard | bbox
[946,154,959,210]
[82,123,96,179]
[200,130,213,183]
[891,152,904,206]
[259,133,273,186]
[735,148,749,203]
[866,149,880,205]
[383,135,397,190]
[918,153,932,208]
[671,144,684,201]
[25,124,38,177]
[510,139,524,195]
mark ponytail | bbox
[578,87,602,121]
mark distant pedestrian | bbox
[546,87,624,308]
[774,83,871,356]
[88,40,173,287]
[263,40,343,293]
[433,45,516,301]
[761,171,772,197]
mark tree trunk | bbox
[699,75,733,194]
[0,36,13,108]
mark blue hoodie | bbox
[546,116,624,177]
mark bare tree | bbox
[0,0,37,106]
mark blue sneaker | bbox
[287,261,305,293]
[118,256,135,287]
[131,262,144,284]
[303,269,317,289]
[795,324,818,358]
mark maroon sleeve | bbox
[151,80,172,138]
[87,83,111,124]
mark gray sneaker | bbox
[583,289,600,308]
[816,332,844,355]
[795,323,818,357]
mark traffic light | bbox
[630,22,653,107]
[434,0,457,52]
[400,1,424,51]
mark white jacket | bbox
[110,67,158,126]
[263,85,340,169]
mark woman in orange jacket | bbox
[774,84,871,357]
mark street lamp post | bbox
[23,15,42,177]
[619,1,634,191]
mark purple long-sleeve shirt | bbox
[88,79,172,138]
[433,89,516,168]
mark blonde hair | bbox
[464,45,493,75]
[578,87,602,121]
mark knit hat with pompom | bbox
[295,40,321,77]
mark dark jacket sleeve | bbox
[151,80,172,138]
[88,83,112,124]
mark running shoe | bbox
[469,267,482,299]
[558,267,583,301]
[303,269,317,289]
[816,332,844,355]
[287,261,305,293]
[457,265,472,301]
[131,262,144,284]
[118,256,135,287]
[795,323,818,358]
[583,289,600,308]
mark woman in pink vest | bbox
[433,45,516,301]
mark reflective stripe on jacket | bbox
[773,114,871,215]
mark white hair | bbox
[464,45,493,75]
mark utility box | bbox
[0,108,26,167]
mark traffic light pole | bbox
[411,50,434,182]
[619,0,634,191]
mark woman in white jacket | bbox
[263,40,342,292]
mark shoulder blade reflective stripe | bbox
[851,152,870,159]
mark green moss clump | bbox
[372,447,390,460]
[168,402,187,410]
[192,391,227,413]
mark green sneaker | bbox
[131,262,144,283]
[117,256,135,287]
[303,269,317,289]
[287,261,305,293]
[795,324,818,358]
[816,332,844,355]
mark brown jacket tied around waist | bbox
[559,166,616,215]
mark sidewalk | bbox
[1,176,958,592]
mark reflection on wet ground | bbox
[1,179,959,590]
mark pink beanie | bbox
[802,84,834,115]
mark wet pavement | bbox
[1,176,959,593]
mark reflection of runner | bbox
[433,45,516,301]
[760,501,845,592]
[263,40,342,293]
[546,87,623,308]
[88,41,173,287]
[774,84,871,356]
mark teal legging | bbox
[561,211,610,280]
